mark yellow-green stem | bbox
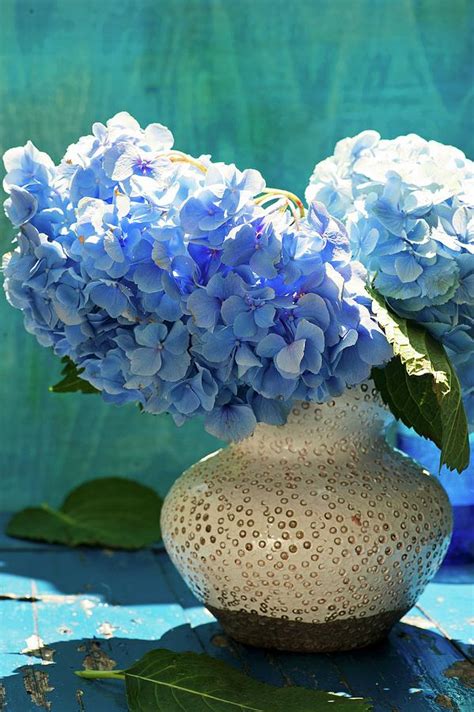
[257,188,305,218]
[75,670,125,681]
[163,150,207,173]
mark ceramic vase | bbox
[161,382,452,652]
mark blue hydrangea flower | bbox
[307,132,474,424]
[2,114,392,441]
[179,163,265,243]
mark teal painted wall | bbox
[0,0,472,509]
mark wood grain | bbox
[0,515,472,711]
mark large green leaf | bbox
[7,478,162,549]
[77,649,372,711]
[50,356,99,394]
[369,289,469,473]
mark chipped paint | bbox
[22,668,54,710]
[21,636,55,665]
[330,691,353,698]
[0,593,40,602]
[1,517,472,709]
[401,615,436,630]
[0,593,77,604]
[82,641,117,671]
[75,689,86,712]
[444,660,474,689]
[96,622,117,639]
[22,635,46,654]
[0,683,6,712]
[57,625,73,635]
[80,598,97,617]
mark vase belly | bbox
[161,382,452,652]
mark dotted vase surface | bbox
[161,383,452,652]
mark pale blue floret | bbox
[307,131,474,422]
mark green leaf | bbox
[369,289,469,473]
[50,356,99,394]
[77,649,372,711]
[6,478,162,549]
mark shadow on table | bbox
[434,562,474,584]
[0,546,184,605]
[1,621,471,712]
[1,540,472,607]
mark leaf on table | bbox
[6,477,162,549]
[50,356,99,394]
[77,648,372,711]
[369,288,470,473]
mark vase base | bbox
[207,605,406,652]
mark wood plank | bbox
[1,544,473,711]
[417,577,474,661]
[0,547,204,710]
[158,553,473,711]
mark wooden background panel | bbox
[0,0,472,510]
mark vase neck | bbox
[238,382,391,452]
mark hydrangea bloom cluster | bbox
[306,131,474,423]
[2,113,392,440]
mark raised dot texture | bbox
[161,383,452,652]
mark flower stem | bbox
[256,188,305,218]
[75,669,125,681]
[256,194,300,225]
[163,150,207,173]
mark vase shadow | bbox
[1,540,470,607]
[0,621,470,712]
[0,546,181,605]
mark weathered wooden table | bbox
[0,515,472,712]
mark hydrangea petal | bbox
[394,253,424,283]
[130,347,162,376]
[275,339,306,376]
[4,186,38,227]
[144,123,174,151]
[205,403,257,441]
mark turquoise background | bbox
[0,0,472,509]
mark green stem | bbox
[75,669,126,681]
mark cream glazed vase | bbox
[161,382,452,652]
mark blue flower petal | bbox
[256,333,286,358]
[372,198,406,236]
[103,143,139,181]
[205,403,257,441]
[133,263,163,293]
[165,321,189,355]
[394,253,423,283]
[187,289,220,329]
[89,282,128,317]
[275,339,306,377]
[4,186,38,227]
[130,347,162,376]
